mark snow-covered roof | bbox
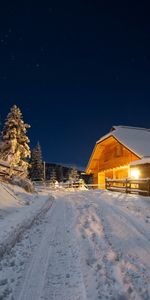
[97,126,150,158]
[130,157,150,166]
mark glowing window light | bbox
[130,168,140,179]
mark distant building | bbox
[44,162,86,182]
[86,126,150,188]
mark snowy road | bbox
[0,190,150,300]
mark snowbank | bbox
[0,182,54,257]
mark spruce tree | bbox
[68,167,79,181]
[30,142,44,181]
[0,105,30,172]
[49,168,57,186]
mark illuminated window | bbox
[130,168,140,179]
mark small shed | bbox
[130,157,150,178]
[86,126,150,188]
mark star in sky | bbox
[0,28,12,46]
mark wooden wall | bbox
[99,139,138,171]
[89,136,139,174]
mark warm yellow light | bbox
[130,168,140,179]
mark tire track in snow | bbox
[13,196,87,300]
[68,190,148,300]
[15,200,58,300]
[74,196,128,299]
[0,195,54,258]
[42,198,87,300]
[93,192,150,299]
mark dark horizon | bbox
[1,1,150,168]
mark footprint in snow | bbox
[0,279,7,286]
[116,294,128,300]
[84,221,89,228]
[91,216,96,222]
[82,234,86,239]
[91,232,96,241]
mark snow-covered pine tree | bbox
[49,168,57,186]
[68,167,79,182]
[0,105,31,173]
[29,142,44,181]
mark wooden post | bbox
[148,179,150,196]
[105,178,108,190]
[125,178,128,193]
[128,179,131,194]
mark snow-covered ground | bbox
[0,182,53,257]
[0,186,150,299]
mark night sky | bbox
[0,1,150,168]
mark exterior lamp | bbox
[130,168,140,179]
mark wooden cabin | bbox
[86,126,150,188]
